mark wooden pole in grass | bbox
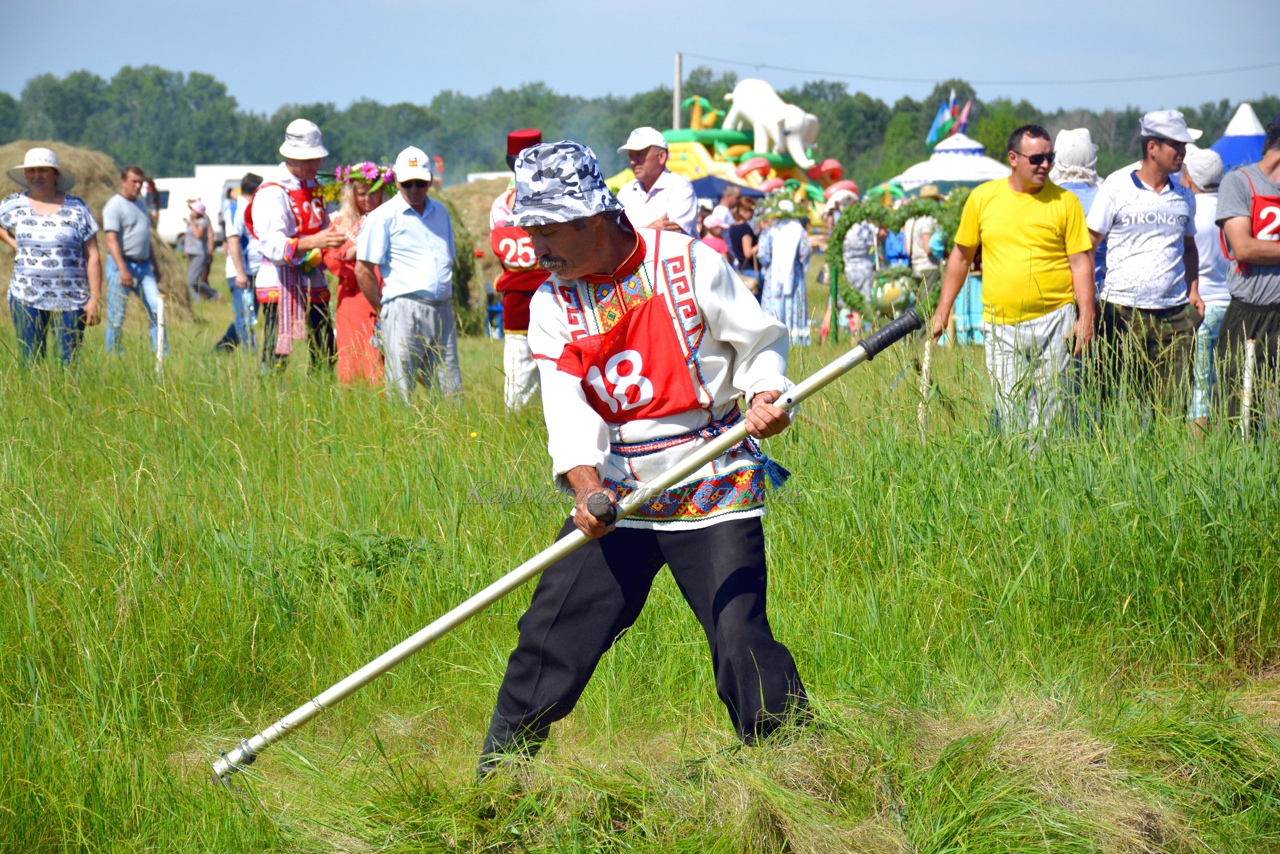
[211,309,924,783]
[156,296,165,378]
[918,336,933,437]
[1242,338,1257,441]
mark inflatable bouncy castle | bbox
[606,79,851,213]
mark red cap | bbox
[507,128,542,157]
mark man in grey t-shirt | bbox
[1216,113,1280,418]
[103,164,165,354]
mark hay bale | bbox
[441,177,510,290]
[0,140,190,320]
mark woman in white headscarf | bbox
[1050,128,1104,293]
[757,195,812,346]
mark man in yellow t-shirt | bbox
[932,124,1096,433]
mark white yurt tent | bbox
[889,133,1010,194]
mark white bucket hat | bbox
[279,118,329,160]
[7,147,76,193]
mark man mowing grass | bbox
[479,141,807,777]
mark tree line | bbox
[3,65,1275,191]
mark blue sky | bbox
[2,0,1277,115]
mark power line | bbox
[681,52,1280,88]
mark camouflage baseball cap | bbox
[508,140,624,228]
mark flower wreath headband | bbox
[318,162,396,202]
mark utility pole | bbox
[673,52,682,130]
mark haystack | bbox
[0,140,190,320]
[441,177,509,289]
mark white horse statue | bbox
[722,78,819,170]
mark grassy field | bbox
[3,291,1280,853]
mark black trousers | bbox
[259,302,335,372]
[1218,297,1280,419]
[483,516,807,760]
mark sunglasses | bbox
[402,180,429,189]
[1014,150,1056,166]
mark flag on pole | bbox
[925,103,950,145]
[955,100,973,135]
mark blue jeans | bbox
[233,282,257,350]
[1189,303,1228,421]
[9,294,85,363]
[105,257,165,354]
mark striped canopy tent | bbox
[888,133,1010,194]
[1211,102,1267,172]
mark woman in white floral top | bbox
[0,148,102,363]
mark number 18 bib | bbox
[555,294,700,424]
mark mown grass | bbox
[3,296,1280,853]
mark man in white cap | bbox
[1216,111,1280,420]
[478,140,806,778]
[1087,109,1201,412]
[355,146,461,402]
[246,118,345,372]
[1179,147,1229,431]
[615,126,698,237]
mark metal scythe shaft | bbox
[212,308,923,782]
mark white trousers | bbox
[503,332,540,411]
[982,302,1075,433]
[381,297,462,403]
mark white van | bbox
[154,164,285,247]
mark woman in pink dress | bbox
[323,162,393,385]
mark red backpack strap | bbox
[242,182,284,240]
[1220,170,1260,276]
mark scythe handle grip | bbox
[856,309,922,360]
[587,491,618,525]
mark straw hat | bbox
[6,147,76,193]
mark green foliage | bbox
[828,194,965,295]
[966,97,1041,159]
[438,194,481,331]
[3,64,1275,194]
[0,91,22,146]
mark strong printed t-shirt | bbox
[954,178,1091,324]
[1217,163,1280,305]
[0,192,99,311]
[1088,169,1196,309]
[102,193,152,260]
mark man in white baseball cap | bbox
[1087,109,1201,414]
[355,146,461,402]
[615,126,698,237]
[247,118,345,372]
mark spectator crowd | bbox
[2,109,1279,435]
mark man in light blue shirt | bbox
[356,146,461,401]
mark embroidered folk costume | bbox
[480,141,806,777]
[247,119,336,368]
[490,128,549,410]
[530,225,793,530]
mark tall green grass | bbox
[2,300,1279,852]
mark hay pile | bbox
[0,140,190,320]
[441,177,509,289]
